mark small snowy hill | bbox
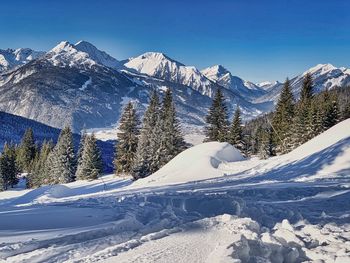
[133,142,244,187]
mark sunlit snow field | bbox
[0,120,349,262]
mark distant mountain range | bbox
[0,40,349,134]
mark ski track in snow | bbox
[0,120,350,262]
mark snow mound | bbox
[133,142,244,187]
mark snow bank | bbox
[11,185,72,206]
[133,142,244,187]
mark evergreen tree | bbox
[307,99,322,139]
[293,74,314,147]
[132,90,161,179]
[76,134,102,180]
[342,102,350,120]
[27,140,53,188]
[321,89,340,131]
[77,129,87,165]
[300,73,314,103]
[50,126,76,184]
[157,89,186,167]
[0,143,18,190]
[272,79,295,154]
[17,128,36,172]
[204,89,229,142]
[258,128,276,159]
[228,107,244,153]
[115,102,140,175]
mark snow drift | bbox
[133,142,244,187]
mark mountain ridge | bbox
[0,40,349,134]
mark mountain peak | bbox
[201,65,231,82]
[50,41,75,53]
[136,52,184,66]
[48,40,119,69]
[304,63,338,76]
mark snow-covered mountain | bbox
[201,65,266,100]
[0,40,348,134]
[256,63,350,104]
[124,52,216,97]
[0,48,44,72]
[46,40,120,69]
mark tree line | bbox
[0,127,102,190]
[204,74,350,159]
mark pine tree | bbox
[307,99,322,139]
[0,143,18,190]
[132,90,161,179]
[204,89,229,142]
[76,134,102,180]
[157,89,186,167]
[321,89,340,131]
[258,128,275,159]
[27,140,53,188]
[228,107,244,152]
[17,128,36,172]
[50,126,76,184]
[272,79,295,154]
[342,102,350,120]
[293,74,314,147]
[115,102,140,175]
[77,129,87,166]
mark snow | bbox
[79,77,92,91]
[0,48,44,72]
[47,40,120,69]
[0,120,350,262]
[124,52,214,96]
[133,142,244,187]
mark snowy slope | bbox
[0,119,349,262]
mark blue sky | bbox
[1,0,349,82]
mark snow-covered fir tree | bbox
[76,134,102,180]
[204,89,229,142]
[272,79,295,154]
[157,88,186,167]
[114,102,140,175]
[48,126,76,184]
[228,107,244,153]
[132,90,161,179]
